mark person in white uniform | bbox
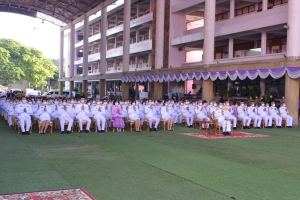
[128,100,141,132]
[182,100,194,127]
[247,102,262,129]
[51,99,60,130]
[145,100,159,131]
[215,103,231,135]
[167,101,178,124]
[15,97,33,135]
[279,102,293,128]
[237,102,251,129]
[258,101,272,128]
[223,101,237,130]
[38,99,52,134]
[75,98,91,132]
[161,104,173,131]
[269,101,282,128]
[195,100,210,129]
[92,99,106,132]
[58,99,74,134]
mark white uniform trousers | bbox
[169,112,178,123]
[146,115,159,128]
[217,118,231,132]
[183,113,194,126]
[60,117,74,131]
[76,115,91,130]
[225,115,237,128]
[138,113,144,125]
[196,114,209,128]
[94,115,106,131]
[260,114,272,127]
[18,115,31,132]
[238,115,251,126]
[8,114,13,126]
[281,114,293,127]
[271,114,282,126]
[249,114,262,127]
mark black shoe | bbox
[22,132,26,135]
[101,130,105,132]
[61,131,65,134]
[80,130,83,133]
[150,128,152,132]
[98,130,101,133]
[233,127,237,130]
[227,132,231,136]
[154,128,157,131]
[86,130,90,133]
[243,126,245,129]
[67,131,70,134]
[223,132,227,136]
[26,131,29,135]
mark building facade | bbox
[59,0,300,124]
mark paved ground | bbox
[1,118,300,200]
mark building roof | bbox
[0,0,112,24]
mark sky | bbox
[0,12,61,59]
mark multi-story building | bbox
[59,0,300,124]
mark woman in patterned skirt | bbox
[112,100,125,132]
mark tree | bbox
[0,39,58,87]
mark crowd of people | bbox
[0,96,293,136]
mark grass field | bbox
[1,118,300,200]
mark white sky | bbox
[0,13,60,59]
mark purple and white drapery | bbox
[121,67,300,83]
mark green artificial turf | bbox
[1,118,300,200]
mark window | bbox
[55,92,59,95]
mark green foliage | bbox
[74,87,79,92]
[223,86,236,99]
[77,89,82,96]
[0,39,57,87]
[248,86,261,99]
[93,87,99,98]
[52,85,59,89]
[263,94,270,103]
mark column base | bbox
[59,81,63,96]
[82,80,88,98]
[202,79,214,102]
[69,81,74,98]
[154,82,163,100]
[285,74,299,125]
[99,80,106,99]
[122,82,130,99]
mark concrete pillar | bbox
[59,81,63,96]
[69,81,74,96]
[154,82,163,100]
[100,4,107,74]
[155,0,165,69]
[59,29,64,79]
[229,38,234,59]
[135,55,138,69]
[70,23,75,77]
[82,80,88,97]
[285,74,299,125]
[230,0,235,19]
[261,32,267,55]
[202,79,214,101]
[99,79,106,98]
[149,25,153,40]
[115,15,118,26]
[260,78,265,97]
[83,15,89,77]
[122,82,130,99]
[150,0,153,12]
[136,29,140,43]
[148,52,152,68]
[123,0,131,72]
[203,0,216,66]
[262,0,268,11]
[137,3,140,17]
[287,0,300,57]
[227,79,232,89]
[135,82,139,99]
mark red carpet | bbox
[0,188,96,200]
[178,132,272,139]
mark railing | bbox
[117,42,123,48]
[235,4,256,16]
[108,45,115,50]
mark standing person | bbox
[15,97,33,135]
[112,100,125,132]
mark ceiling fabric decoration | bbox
[0,0,111,24]
[121,67,300,83]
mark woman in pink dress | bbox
[112,100,125,132]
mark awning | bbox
[121,67,300,83]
